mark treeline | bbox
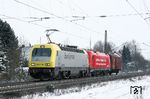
[0,19,29,81]
[121,40,149,72]
[0,19,21,80]
[93,40,150,72]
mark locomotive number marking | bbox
[64,54,75,59]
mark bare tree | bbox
[122,40,147,71]
[93,40,116,53]
[93,41,104,52]
[126,40,141,57]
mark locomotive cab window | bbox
[32,48,51,62]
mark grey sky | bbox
[0,0,150,60]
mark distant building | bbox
[21,46,31,61]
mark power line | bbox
[60,30,89,41]
[112,42,128,51]
[2,13,150,22]
[143,43,150,47]
[27,17,52,23]
[53,0,150,44]
[13,0,60,19]
[65,0,104,27]
[142,0,150,13]
[13,0,102,34]
[98,13,150,18]
[142,0,150,20]
[66,0,88,16]
[20,12,150,24]
[0,13,89,41]
[1,0,99,42]
[126,0,150,27]
[0,13,49,28]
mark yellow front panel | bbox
[29,43,61,68]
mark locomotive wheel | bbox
[63,71,70,79]
[50,70,55,80]
[116,71,119,75]
[83,70,88,77]
[79,70,87,77]
[40,74,49,81]
[91,71,96,77]
[79,71,83,77]
[57,71,63,80]
[84,71,88,77]
[40,75,44,81]
[102,71,105,75]
[109,71,112,75]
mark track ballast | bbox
[0,71,150,97]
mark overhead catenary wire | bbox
[0,13,50,28]
[13,0,103,35]
[126,0,150,27]
[23,13,150,21]
[60,30,89,41]
[4,0,149,46]
[55,0,88,21]
[98,13,150,18]
[142,0,150,13]
[65,0,102,49]
[0,14,89,42]
[143,43,150,47]
[27,17,52,23]
[54,0,150,21]
[22,0,150,46]
[111,42,128,52]
[2,13,150,22]
[142,0,150,20]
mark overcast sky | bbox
[0,0,150,60]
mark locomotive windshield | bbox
[32,48,51,62]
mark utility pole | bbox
[135,45,138,71]
[104,30,107,53]
[40,37,41,44]
[90,34,92,50]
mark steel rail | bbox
[0,71,149,97]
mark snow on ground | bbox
[21,76,150,99]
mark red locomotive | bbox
[86,50,122,76]
[87,50,111,76]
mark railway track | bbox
[0,71,150,97]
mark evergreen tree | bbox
[126,47,131,62]
[0,19,20,79]
[122,45,131,71]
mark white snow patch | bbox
[21,76,150,99]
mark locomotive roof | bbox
[109,53,121,57]
[60,46,85,53]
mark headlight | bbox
[45,63,50,66]
[31,63,35,66]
